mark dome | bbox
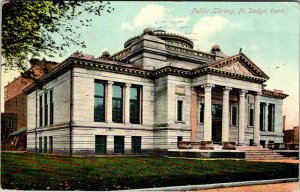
[124,29,194,49]
[143,28,154,35]
[101,50,110,58]
[211,44,221,53]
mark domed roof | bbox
[211,44,221,53]
[124,29,194,49]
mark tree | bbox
[1,0,114,71]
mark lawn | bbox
[1,152,298,190]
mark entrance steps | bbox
[236,146,289,160]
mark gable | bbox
[208,53,269,80]
[215,60,255,76]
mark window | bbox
[260,103,265,131]
[112,85,123,123]
[131,136,142,154]
[7,117,13,129]
[49,136,53,153]
[95,135,107,155]
[249,108,254,127]
[44,92,48,126]
[114,136,124,154]
[44,137,47,153]
[50,90,54,125]
[39,95,43,127]
[177,100,183,121]
[94,81,105,122]
[231,106,237,126]
[199,103,204,123]
[268,104,275,132]
[212,104,222,119]
[39,137,42,153]
[130,86,141,124]
[177,136,183,148]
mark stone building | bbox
[25,29,288,155]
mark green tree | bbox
[1,0,114,71]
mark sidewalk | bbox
[196,182,298,192]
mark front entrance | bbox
[212,104,222,142]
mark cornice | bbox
[23,57,273,95]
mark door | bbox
[95,135,107,155]
[212,104,222,142]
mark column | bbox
[106,81,113,123]
[264,103,269,131]
[190,87,198,142]
[253,92,261,145]
[222,87,232,142]
[238,89,247,145]
[124,83,131,124]
[202,84,214,141]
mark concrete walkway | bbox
[195,182,299,192]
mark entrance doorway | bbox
[212,104,222,142]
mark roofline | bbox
[24,55,270,95]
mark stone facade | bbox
[25,29,288,155]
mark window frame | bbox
[50,89,54,125]
[176,100,183,122]
[39,95,43,127]
[131,136,142,155]
[95,135,107,155]
[94,80,106,122]
[112,84,123,123]
[44,92,48,126]
[130,85,142,124]
[114,136,125,154]
[231,105,238,126]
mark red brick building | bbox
[284,126,299,144]
[4,59,58,129]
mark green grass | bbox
[1,152,298,190]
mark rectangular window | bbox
[268,104,275,132]
[199,103,204,123]
[260,103,265,131]
[39,137,42,153]
[231,106,237,126]
[114,136,124,154]
[94,81,105,122]
[249,108,254,126]
[44,137,47,153]
[95,135,107,155]
[49,136,53,153]
[50,90,54,125]
[112,85,123,123]
[39,95,43,127]
[131,136,142,154]
[177,100,183,121]
[177,136,183,148]
[130,86,141,124]
[44,92,48,126]
[7,117,13,129]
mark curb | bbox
[123,178,298,191]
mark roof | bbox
[9,128,27,136]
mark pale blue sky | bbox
[2,1,299,128]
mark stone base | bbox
[178,141,192,149]
[222,142,236,150]
[199,141,214,150]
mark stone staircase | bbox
[236,146,289,160]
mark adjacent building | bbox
[4,58,58,130]
[24,29,288,155]
[1,113,17,142]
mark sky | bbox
[2,1,299,129]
